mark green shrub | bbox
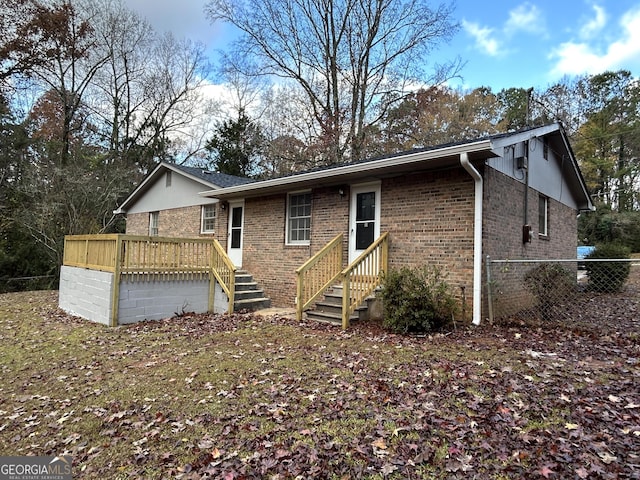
[585,243,631,293]
[379,265,458,334]
[523,264,575,320]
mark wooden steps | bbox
[304,284,370,325]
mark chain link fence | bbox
[0,275,58,294]
[486,257,640,323]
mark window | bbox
[538,195,548,237]
[287,192,311,244]
[355,191,376,250]
[165,171,172,187]
[543,137,549,160]
[149,211,159,236]
[201,204,216,233]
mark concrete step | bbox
[235,282,260,292]
[232,270,271,312]
[305,309,357,325]
[234,289,269,301]
[235,297,271,312]
[313,301,343,315]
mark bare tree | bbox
[206,0,460,165]
[83,0,154,159]
[83,0,214,169]
[0,1,27,83]
[132,32,211,167]
[258,84,318,174]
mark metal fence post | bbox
[485,255,494,324]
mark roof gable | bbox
[115,162,253,214]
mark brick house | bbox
[115,162,252,237]
[116,123,593,325]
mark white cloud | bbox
[579,3,607,39]
[507,3,545,35]
[463,2,546,57]
[550,7,640,77]
[123,0,223,48]
[462,20,501,57]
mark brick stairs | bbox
[233,270,271,312]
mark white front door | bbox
[227,200,244,267]
[349,182,381,263]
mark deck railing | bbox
[63,234,236,314]
[63,234,120,272]
[341,232,389,329]
[295,234,344,321]
[209,240,236,313]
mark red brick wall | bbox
[483,167,577,260]
[125,205,222,239]
[125,212,149,236]
[240,171,477,310]
[381,168,475,288]
[241,187,350,307]
[240,166,577,315]
[482,167,578,319]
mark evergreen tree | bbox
[206,110,265,177]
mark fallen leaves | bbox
[0,290,639,478]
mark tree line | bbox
[1,0,638,291]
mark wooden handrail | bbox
[210,239,236,314]
[295,234,344,321]
[341,232,389,329]
[63,234,236,314]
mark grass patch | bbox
[1,291,639,478]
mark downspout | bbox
[460,153,483,326]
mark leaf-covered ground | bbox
[1,290,639,479]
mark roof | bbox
[199,138,495,200]
[200,122,593,211]
[114,161,253,214]
[170,163,255,188]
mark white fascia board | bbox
[558,130,595,211]
[164,163,221,189]
[489,123,561,150]
[199,139,493,198]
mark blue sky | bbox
[447,0,640,90]
[125,0,640,92]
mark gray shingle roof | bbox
[171,164,255,188]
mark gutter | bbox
[460,152,483,326]
[200,139,493,199]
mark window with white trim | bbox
[165,170,172,187]
[149,211,159,236]
[201,204,216,233]
[287,192,311,244]
[538,195,548,237]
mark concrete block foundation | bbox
[59,265,228,326]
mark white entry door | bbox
[349,182,381,263]
[227,200,244,267]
